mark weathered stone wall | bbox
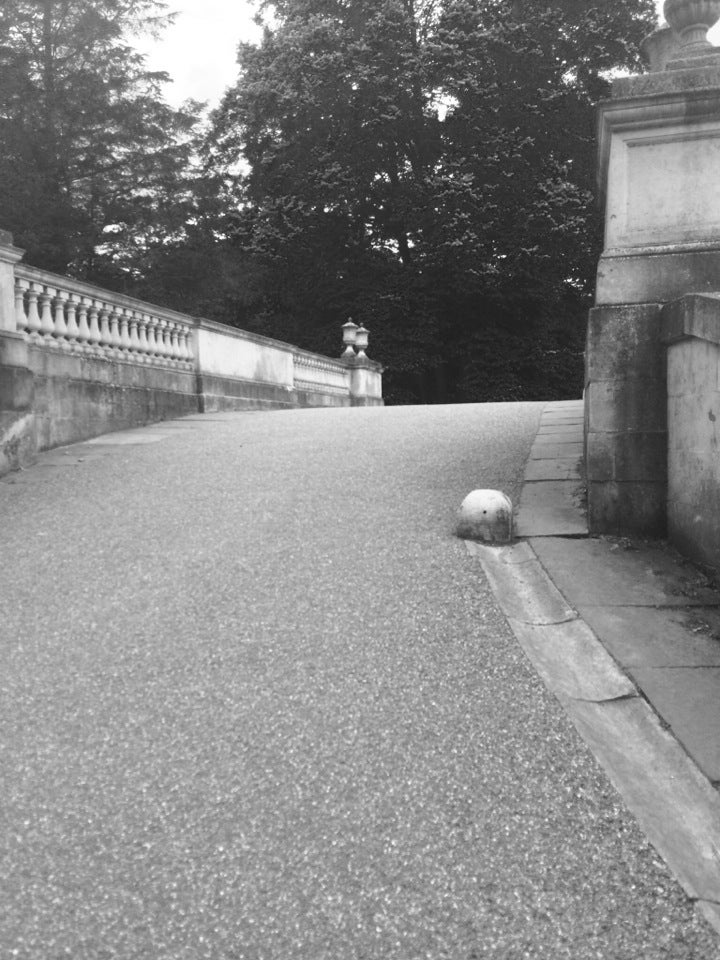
[0,236,383,475]
[586,52,720,537]
[29,347,199,450]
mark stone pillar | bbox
[0,231,36,474]
[586,0,720,535]
[346,355,384,406]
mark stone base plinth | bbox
[585,303,667,536]
[662,293,720,569]
[0,331,36,473]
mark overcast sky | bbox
[144,1,691,109]
[140,0,260,106]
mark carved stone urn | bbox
[663,0,720,52]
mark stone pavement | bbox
[472,399,720,935]
[3,402,720,958]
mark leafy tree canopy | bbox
[207,0,656,402]
[0,0,202,284]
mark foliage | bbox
[0,0,201,285]
[206,0,656,402]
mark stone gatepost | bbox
[586,0,720,535]
[0,231,36,473]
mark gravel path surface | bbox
[1,403,718,959]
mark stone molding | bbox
[661,292,720,343]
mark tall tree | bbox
[207,0,656,402]
[0,0,201,285]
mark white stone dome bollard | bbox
[456,489,513,543]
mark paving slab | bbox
[533,435,584,446]
[85,430,174,445]
[629,667,720,781]
[529,441,583,460]
[546,400,584,411]
[507,617,636,702]
[576,604,720,667]
[564,696,720,904]
[531,537,720,608]
[539,413,583,422]
[515,481,587,538]
[537,425,584,436]
[524,458,583,481]
[469,543,576,625]
[500,399,720,937]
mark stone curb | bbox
[466,399,720,936]
[467,537,720,930]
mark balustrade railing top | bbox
[14,264,194,367]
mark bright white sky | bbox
[141,0,261,107]
[143,0,713,109]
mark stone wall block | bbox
[669,499,720,569]
[586,431,668,484]
[596,250,720,306]
[586,304,664,381]
[662,294,720,347]
[666,337,720,397]
[587,481,667,537]
[586,379,667,434]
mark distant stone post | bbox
[585,0,720,534]
[340,321,384,406]
[0,232,35,472]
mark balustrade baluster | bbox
[144,315,159,362]
[39,286,57,346]
[14,279,29,337]
[53,289,70,350]
[76,297,91,351]
[97,304,112,355]
[65,294,80,347]
[158,318,170,363]
[137,312,150,361]
[169,322,180,362]
[87,299,101,354]
[118,309,132,354]
[179,326,192,363]
[108,306,122,356]
[128,310,141,357]
[156,318,169,363]
[25,282,42,342]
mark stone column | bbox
[586,0,720,534]
[346,355,384,406]
[0,231,36,474]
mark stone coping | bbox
[662,292,720,345]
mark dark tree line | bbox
[0,0,657,403]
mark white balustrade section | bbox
[293,351,351,396]
[14,265,194,367]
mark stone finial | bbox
[341,318,358,357]
[354,325,369,358]
[663,0,720,54]
[641,25,681,71]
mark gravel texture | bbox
[1,402,718,959]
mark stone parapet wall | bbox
[28,346,199,450]
[0,234,383,475]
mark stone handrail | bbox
[14,263,194,368]
[293,349,352,395]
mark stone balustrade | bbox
[293,351,354,398]
[0,231,383,474]
[14,265,194,368]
